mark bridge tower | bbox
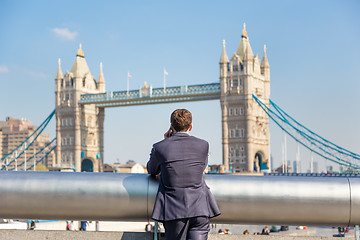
[220,24,270,173]
[55,45,105,172]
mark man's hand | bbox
[164,128,172,138]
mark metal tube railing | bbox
[0,171,358,226]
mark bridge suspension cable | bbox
[7,138,56,171]
[26,145,56,171]
[269,100,360,160]
[252,94,360,169]
[0,110,55,170]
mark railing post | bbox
[154,221,158,240]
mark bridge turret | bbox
[220,40,229,65]
[243,40,254,75]
[220,40,230,171]
[261,45,270,70]
[219,40,229,94]
[261,45,270,100]
[55,58,63,168]
[97,62,105,92]
[55,58,63,103]
[55,58,64,80]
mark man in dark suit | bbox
[147,109,220,240]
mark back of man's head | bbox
[171,109,192,132]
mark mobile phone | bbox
[168,126,173,137]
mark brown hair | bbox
[171,109,192,132]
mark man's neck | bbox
[173,129,190,134]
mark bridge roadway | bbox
[79,83,221,107]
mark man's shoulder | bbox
[153,138,168,148]
[153,134,208,148]
[189,135,209,145]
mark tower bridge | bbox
[2,25,359,175]
[54,24,270,173]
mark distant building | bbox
[207,164,226,174]
[103,160,146,173]
[274,164,292,173]
[292,160,301,173]
[311,161,319,173]
[0,117,55,170]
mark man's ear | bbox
[188,124,193,132]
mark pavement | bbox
[0,220,356,239]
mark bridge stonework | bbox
[55,45,105,172]
[219,25,270,172]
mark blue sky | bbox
[0,0,359,171]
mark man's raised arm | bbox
[147,147,160,176]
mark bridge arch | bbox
[81,158,94,172]
[254,151,268,172]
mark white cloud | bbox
[27,71,47,79]
[0,65,9,73]
[51,27,78,40]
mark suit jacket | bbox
[147,132,220,222]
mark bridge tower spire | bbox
[55,44,105,172]
[97,62,106,92]
[220,24,270,173]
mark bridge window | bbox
[240,107,244,115]
[229,108,233,116]
[62,138,70,145]
[240,129,245,137]
[233,64,238,72]
[229,129,234,138]
[232,79,238,87]
[230,128,245,138]
[234,108,239,116]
